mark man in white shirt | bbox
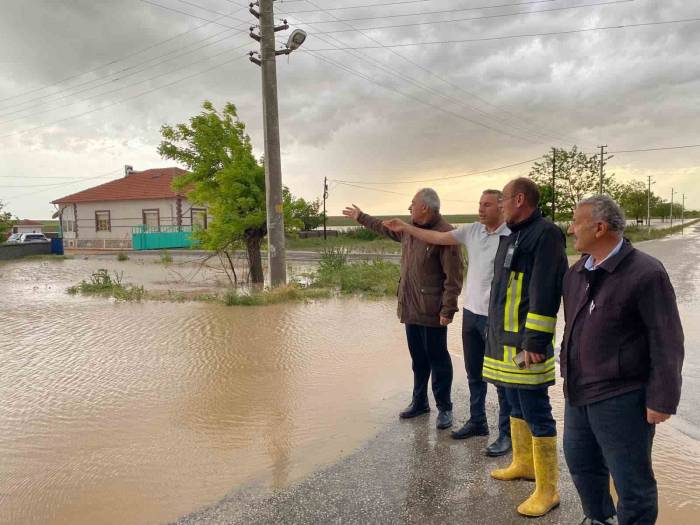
[384,190,514,456]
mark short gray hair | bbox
[416,187,440,212]
[578,195,626,234]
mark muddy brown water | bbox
[1,231,699,524]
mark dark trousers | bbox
[405,324,453,412]
[462,309,511,437]
[504,386,556,437]
[564,389,657,525]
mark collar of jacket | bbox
[413,212,442,230]
[575,238,634,274]
[507,209,541,232]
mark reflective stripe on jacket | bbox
[484,210,568,389]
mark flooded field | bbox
[1,227,699,524]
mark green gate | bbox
[131,225,200,250]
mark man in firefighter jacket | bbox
[484,177,568,517]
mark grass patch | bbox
[158,251,173,264]
[22,254,74,261]
[312,247,401,297]
[286,233,401,254]
[67,269,145,301]
[116,252,129,261]
[223,284,331,306]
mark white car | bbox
[17,233,50,244]
[5,233,22,243]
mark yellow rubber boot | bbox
[517,436,560,517]
[491,417,535,481]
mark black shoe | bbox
[436,410,453,429]
[485,435,512,457]
[399,402,430,419]
[451,420,489,440]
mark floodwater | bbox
[1,225,700,524]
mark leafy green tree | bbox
[613,180,649,222]
[0,200,14,239]
[287,194,325,231]
[158,101,300,284]
[530,146,616,219]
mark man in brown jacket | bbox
[562,195,684,525]
[343,188,464,429]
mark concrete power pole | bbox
[670,187,674,227]
[323,177,328,241]
[249,2,307,286]
[598,145,607,194]
[646,175,654,233]
[682,193,686,233]
[551,147,556,222]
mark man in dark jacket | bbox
[485,177,568,518]
[342,188,464,429]
[562,195,684,525]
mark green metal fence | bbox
[131,225,200,250]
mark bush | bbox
[318,247,349,273]
[342,227,381,241]
[314,257,400,297]
[159,251,173,264]
[117,252,129,261]
[223,284,330,306]
[67,269,144,301]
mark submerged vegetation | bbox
[67,269,145,301]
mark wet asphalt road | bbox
[173,386,580,525]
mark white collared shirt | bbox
[584,238,624,271]
[451,221,511,316]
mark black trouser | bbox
[462,309,511,437]
[564,389,657,525]
[504,386,556,437]
[405,324,453,412]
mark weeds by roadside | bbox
[313,248,400,297]
[67,269,145,301]
[117,252,129,261]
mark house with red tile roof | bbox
[11,219,44,235]
[52,166,208,249]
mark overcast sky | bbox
[1,0,698,219]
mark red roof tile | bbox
[52,167,189,204]
[16,219,44,226]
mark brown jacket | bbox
[561,240,684,414]
[357,212,464,327]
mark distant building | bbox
[11,219,44,235]
[52,166,208,250]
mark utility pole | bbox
[598,145,607,194]
[682,193,686,233]
[551,147,556,223]
[646,176,654,233]
[323,177,328,240]
[670,188,674,227]
[248,2,307,286]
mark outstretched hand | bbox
[342,205,362,221]
[382,218,409,232]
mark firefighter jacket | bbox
[483,210,568,389]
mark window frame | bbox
[142,208,161,231]
[95,210,111,232]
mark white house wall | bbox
[60,198,208,249]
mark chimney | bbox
[124,165,134,177]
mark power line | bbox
[0,34,250,126]
[0,7,247,106]
[333,180,477,204]
[2,170,124,203]
[332,157,542,184]
[0,50,250,140]
[284,2,577,147]
[139,0,245,28]
[311,0,635,34]
[0,31,248,123]
[307,17,700,50]
[610,143,700,154]
[280,0,555,15]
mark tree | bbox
[613,180,648,222]
[287,193,325,231]
[530,146,616,219]
[158,101,300,284]
[0,200,13,239]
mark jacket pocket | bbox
[419,285,442,317]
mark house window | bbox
[191,208,207,230]
[142,209,160,231]
[63,220,74,233]
[95,210,111,232]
